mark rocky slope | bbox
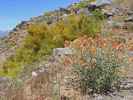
[1,35,132,100]
[0,0,133,100]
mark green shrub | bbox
[78,14,101,37]
[72,0,96,9]
[73,47,124,94]
[73,2,87,9]
[92,9,105,20]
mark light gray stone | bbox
[96,0,112,7]
[53,48,75,56]
[128,51,133,57]
[77,8,91,15]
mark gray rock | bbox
[120,78,133,90]
[77,8,91,15]
[128,51,133,57]
[104,11,114,18]
[53,48,75,56]
[127,10,133,15]
[96,0,112,7]
[124,16,133,22]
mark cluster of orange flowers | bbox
[63,35,127,66]
[69,35,125,52]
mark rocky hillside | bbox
[0,0,133,100]
[2,0,133,47]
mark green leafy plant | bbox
[73,47,124,94]
[72,0,96,9]
[79,14,102,37]
[73,2,87,9]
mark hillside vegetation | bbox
[0,0,132,99]
[0,12,103,77]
